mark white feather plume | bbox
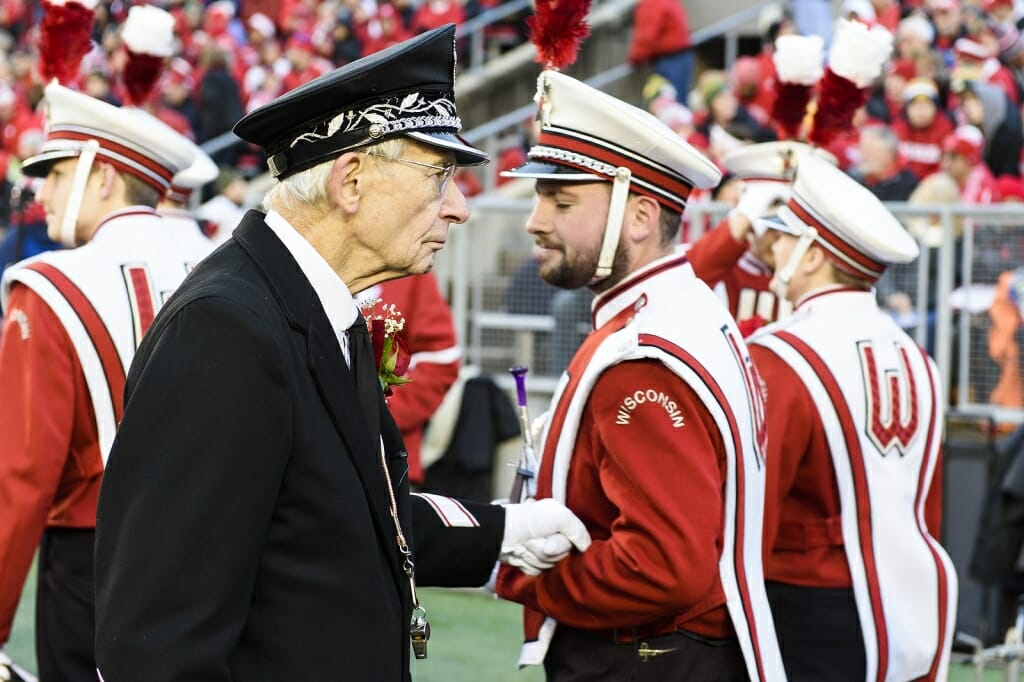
[122,5,176,58]
[827,18,893,88]
[773,35,824,85]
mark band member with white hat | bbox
[157,143,219,249]
[747,152,956,681]
[494,68,785,681]
[94,25,591,679]
[0,82,212,680]
[685,141,835,333]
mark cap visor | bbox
[407,131,489,166]
[500,160,602,182]
[21,149,80,177]
[752,214,802,237]
[774,205,813,237]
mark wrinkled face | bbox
[358,143,467,276]
[906,97,937,128]
[525,180,613,289]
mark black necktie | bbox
[348,314,381,435]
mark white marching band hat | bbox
[775,152,919,286]
[721,141,837,183]
[24,83,197,192]
[22,82,201,246]
[167,145,218,204]
[503,69,721,280]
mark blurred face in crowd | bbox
[906,96,938,129]
[858,133,897,176]
[709,88,738,124]
[929,1,962,38]
[959,91,985,127]
[526,180,619,289]
[940,151,971,185]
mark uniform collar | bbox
[793,284,874,312]
[264,209,358,345]
[592,248,688,329]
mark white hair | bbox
[898,14,935,45]
[263,137,408,214]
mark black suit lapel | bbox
[306,301,405,591]
[234,211,405,592]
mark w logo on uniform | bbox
[858,341,920,455]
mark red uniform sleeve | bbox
[685,218,749,288]
[381,275,459,435]
[749,344,817,557]
[530,360,727,630]
[379,275,459,481]
[0,285,81,643]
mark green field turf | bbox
[2,562,1009,681]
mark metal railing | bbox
[436,196,1024,417]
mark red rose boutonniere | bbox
[360,298,412,397]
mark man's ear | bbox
[624,194,660,243]
[329,152,365,214]
[95,162,117,201]
[804,244,828,274]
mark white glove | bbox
[500,498,591,576]
[730,182,791,228]
[0,648,36,682]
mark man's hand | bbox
[500,499,591,576]
[729,182,792,241]
[0,648,37,682]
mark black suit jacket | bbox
[95,211,504,680]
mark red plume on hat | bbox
[527,0,593,70]
[808,18,892,147]
[37,0,98,87]
[121,4,177,106]
[770,34,824,139]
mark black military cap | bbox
[234,24,487,179]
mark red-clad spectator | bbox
[278,0,318,37]
[241,0,282,27]
[997,174,1024,200]
[628,0,693,103]
[927,0,967,55]
[359,4,411,57]
[984,0,1020,25]
[893,78,955,180]
[454,167,482,197]
[0,0,27,44]
[942,124,999,203]
[237,12,277,80]
[203,0,241,55]
[281,33,330,92]
[410,0,465,34]
[895,13,935,62]
[731,55,771,126]
[953,36,1020,104]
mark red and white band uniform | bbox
[686,217,788,324]
[748,286,956,681]
[358,273,460,484]
[496,249,785,681]
[0,207,214,644]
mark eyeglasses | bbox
[364,152,457,197]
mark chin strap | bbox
[591,166,632,283]
[51,140,100,248]
[770,225,817,301]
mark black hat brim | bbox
[408,131,488,166]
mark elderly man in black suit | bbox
[94,25,590,680]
